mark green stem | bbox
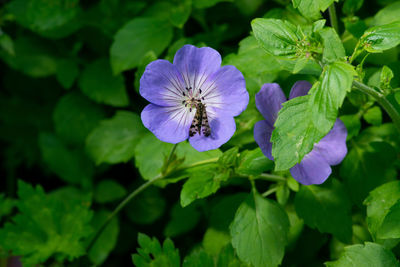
[328,3,339,34]
[262,187,278,197]
[352,80,400,132]
[258,173,286,182]
[86,175,163,252]
[87,144,180,252]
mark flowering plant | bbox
[0,0,400,266]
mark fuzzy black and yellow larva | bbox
[189,102,211,137]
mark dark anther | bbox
[185,104,187,107]
[201,97,205,100]
[183,92,186,96]
[199,89,202,94]
[182,100,185,104]
[190,108,192,112]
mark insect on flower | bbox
[140,45,249,152]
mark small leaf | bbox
[180,165,224,207]
[202,228,231,256]
[294,180,353,243]
[342,0,364,15]
[318,27,346,63]
[56,59,79,89]
[292,0,338,20]
[325,242,400,267]
[94,180,127,203]
[339,114,361,140]
[373,1,400,26]
[361,21,400,53]
[251,18,301,57]
[230,192,289,267]
[39,132,94,186]
[53,92,106,145]
[218,147,239,167]
[236,148,273,176]
[79,58,129,107]
[85,111,146,165]
[110,17,173,74]
[276,183,290,206]
[364,181,400,241]
[169,0,192,28]
[132,233,180,267]
[182,249,214,267]
[363,106,382,126]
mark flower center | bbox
[181,86,205,112]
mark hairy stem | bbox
[328,3,339,33]
[352,80,400,132]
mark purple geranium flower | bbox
[140,45,249,151]
[254,81,348,185]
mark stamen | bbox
[183,92,186,96]
[199,89,202,94]
[190,108,192,112]
[202,97,205,100]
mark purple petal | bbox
[141,104,194,143]
[203,65,249,117]
[173,45,222,94]
[290,150,332,185]
[189,115,236,152]
[255,83,286,126]
[289,80,312,99]
[140,59,186,106]
[254,120,274,160]
[314,119,348,165]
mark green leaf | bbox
[0,194,16,221]
[342,0,364,15]
[361,22,400,53]
[94,180,127,203]
[292,0,337,20]
[294,180,353,243]
[7,0,81,38]
[309,61,355,132]
[56,59,79,89]
[380,65,394,90]
[217,244,247,267]
[0,36,58,77]
[364,181,400,241]
[134,135,222,181]
[0,31,15,55]
[276,183,290,206]
[79,58,129,107]
[373,1,400,26]
[169,0,192,28]
[132,233,180,267]
[85,111,146,165]
[251,18,301,57]
[182,249,214,267]
[39,132,94,186]
[218,147,239,168]
[272,61,354,171]
[318,27,346,62]
[271,95,321,170]
[87,210,119,265]
[180,165,227,207]
[193,0,231,8]
[325,242,400,267]
[339,114,361,140]
[363,106,383,126]
[125,187,166,224]
[110,17,173,74]
[53,92,106,145]
[230,192,289,267]
[341,137,397,206]
[236,148,273,176]
[202,228,231,256]
[164,202,200,237]
[0,181,93,266]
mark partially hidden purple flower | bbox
[254,81,348,185]
[140,45,249,151]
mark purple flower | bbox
[140,45,249,151]
[254,81,348,185]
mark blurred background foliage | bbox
[0,0,400,266]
